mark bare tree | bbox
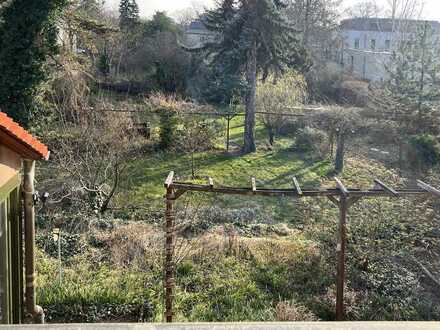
[256,70,308,146]
[43,112,140,214]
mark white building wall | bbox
[341,29,393,82]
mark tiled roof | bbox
[0,112,49,160]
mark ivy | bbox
[0,0,67,126]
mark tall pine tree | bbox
[205,0,311,153]
[119,0,139,31]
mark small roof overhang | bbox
[0,112,49,161]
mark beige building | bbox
[0,112,49,324]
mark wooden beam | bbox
[334,177,349,197]
[174,189,187,200]
[164,171,174,188]
[336,196,348,321]
[348,196,363,208]
[292,177,303,195]
[417,180,440,197]
[374,179,398,197]
[170,182,426,198]
[327,195,340,207]
[251,177,256,193]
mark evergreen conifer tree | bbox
[205,0,311,153]
[119,0,139,30]
[385,21,440,133]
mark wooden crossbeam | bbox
[374,179,398,197]
[164,171,174,188]
[327,195,340,207]
[292,177,303,195]
[417,180,440,197]
[334,177,349,197]
[163,171,440,324]
[170,182,426,198]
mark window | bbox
[370,39,376,50]
[354,38,360,49]
[350,56,354,69]
[385,39,391,50]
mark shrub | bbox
[295,127,329,159]
[36,231,86,261]
[408,134,440,169]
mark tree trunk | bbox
[303,0,312,47]
[268,125,275,146]
[417,21,427,130]
[243,39,257,154]
[191,151,195,179]
[335,132,345,173]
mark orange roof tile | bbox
[0,112,49,160]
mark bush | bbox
[157,106,178,150]
[256,70,308,145]
[36,231,86,261]
[295,127,329,159]
[408,134,440,169]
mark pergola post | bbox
[336,195,348,321]
[163,171,176,323]
[164,187,175,323]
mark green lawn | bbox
[118,116,333,223]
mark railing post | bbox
[164,187,175,323]
[336,195,348,321]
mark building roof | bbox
[0,112,49,160]
[341,17,440,33]
[188,19,207,31]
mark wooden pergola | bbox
[163,171,440,323]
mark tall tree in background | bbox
[205,0,310,153]
[286,0,341,49]
[385,21,440,132]
[0,0,67,125]
[119,0,139,30]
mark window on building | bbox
[354,39,360,49]
[350,55,354,68]
[370,39,376,50]
[385,39,391,50]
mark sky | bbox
[106,0,440,21]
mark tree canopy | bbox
[205,0,311,153]
[119,0,139,30]
[0,0,67,125]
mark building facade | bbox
[182,19,216,49]
[339,18,440,82]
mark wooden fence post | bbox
[336,195,348,321]
[226,115,231,152]
[164,187,175,323]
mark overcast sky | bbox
[106,0,440,21]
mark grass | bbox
[120,115,333,220]
[36,109,440,322]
